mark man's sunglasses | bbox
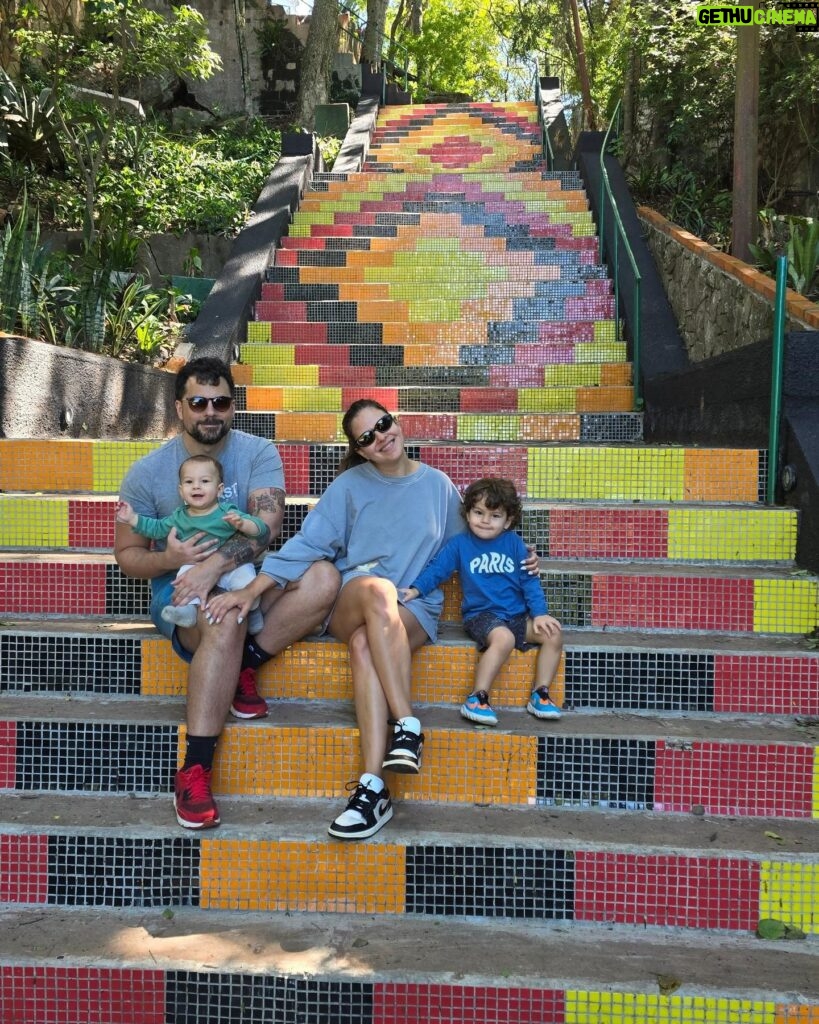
[185,396,233,412]
[355,413,396,448]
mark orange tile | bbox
[245,386,283,411]
[141,638,187,696]
[348,251,395,267]
[520,414,580,441]
[600,363,632,385]
[357,300,409,322]
[575,386,635,412]
[776,1008,819,1024]
[200,839,406,913]
[1,440,94,491]
[274,412,340,442]
[230,363,254,385]
[339,283,390,301]
[684,448,760,501]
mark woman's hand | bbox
[398,587,419,602]
[204,586,256,625]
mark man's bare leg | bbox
[254,560,340,657]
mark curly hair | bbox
[461,477,521,529]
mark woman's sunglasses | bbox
[355,413,396,448]
[185,396,233,412]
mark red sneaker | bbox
[174,764,220,829]
[230,667,269,719]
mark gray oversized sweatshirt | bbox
[259,461,464,640]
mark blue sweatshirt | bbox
[410,529,547,621]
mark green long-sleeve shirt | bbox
[133,501,265,544]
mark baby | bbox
[116,453,266,633]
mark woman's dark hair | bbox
[337,398,390,475]
[461,477,522,529]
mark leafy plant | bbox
[750,213,819,298]
[0,68,65,173]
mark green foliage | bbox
[0,68,65,172]
[394,0,508,101]
[628,163,732,249]
[750,212,819,299]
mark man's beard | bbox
[187,419,230,445]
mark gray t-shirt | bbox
[259,461,464,640]
[119,430,284,591]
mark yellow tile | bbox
[93,441,159,492]
[241,343,295,365]
[753,579,819,634]
[565,990,776,1024]
[0,497,68,547]
[528,447,685,501]
[200,839,406,913]
[760,861,819,934]
[245,322,272,343]
[668,509,797,562]
[517,388,577,413]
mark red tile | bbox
[320,366,376,386]
[0,562,107,615]
[295,344,350,365]
[459,388,517,412]
[279,236,325,249]
[400,414,457,441]
[373,983,564,1024]
[654,741,814,817]
[341,388,399,412]
[255,300,307,322]
[591,576,754,631]
[714,654,819,714]
[549,508,668,560]
[260,283,285,299]
[0,966,165,1024]
[68,500,114,549]
[574,851,759,930]
[279,445,310,495]
[0,835,49,903]
[490,366,543,387]
[271,322,328,343]
[311,223,354,235]
[418,446,528,495]
[274,249,297,265]
[0,721,17,788]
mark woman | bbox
[205,399,464,839]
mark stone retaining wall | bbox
[639,206,819,362]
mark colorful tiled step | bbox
[2,496,795,564]
[0,441,767,502]
[2,553,815,635]
[3,622,816,715]
[1,700,815,818]
[1,795,816,932]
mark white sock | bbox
[395,716,421,735]
[359,773,384,793]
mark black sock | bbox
[182,735,219,772]
[241,636,274,671]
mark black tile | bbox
[564,650,715,712]
[0,633,141,695]
[537,736,656,810]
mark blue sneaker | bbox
[527,686,562,720]
[461,690,498,726]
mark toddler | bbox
[402,477,563,725]
[116,453,267,633]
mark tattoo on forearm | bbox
[220,535,258,570]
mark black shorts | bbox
[464,611,530,652]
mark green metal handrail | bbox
[766,255,788,505]
[599,99,643,409]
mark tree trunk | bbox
[294,0,340,130]
[362,0,389,66]
[731,4,760,262]
[567,0,596,131]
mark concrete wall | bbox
[639,206,819,361]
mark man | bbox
[115,357,338,829]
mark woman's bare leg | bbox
[329,577,427,773]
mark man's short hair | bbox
[175,357,235,401]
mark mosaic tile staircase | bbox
[1,101,819,1023]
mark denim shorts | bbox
[464,611,529,652]
[150,574,194,665]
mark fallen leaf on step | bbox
[657,974,681,996]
